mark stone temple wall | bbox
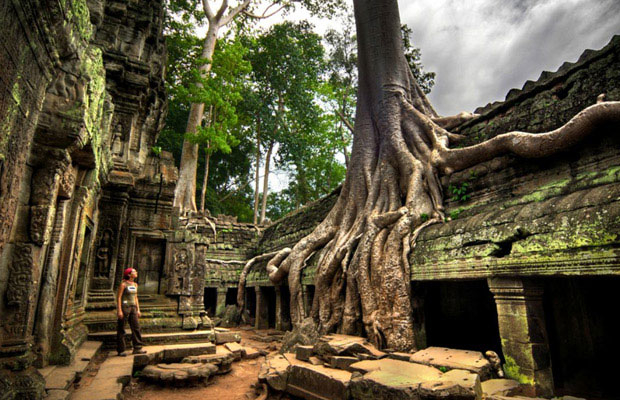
[0,0,170,398]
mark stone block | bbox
[286,363,352,400]
[330,356,359,370]
[243,346,262,360]
[296,345,314,361]
[308,356,323,365]
[481,379,522,397]
[46,389,70,400]
[224,342,244,361]
[215,331,241,344]
[419,369,482,400]
[387,352,413,362]
[258,354,291,392]
[314,334,385,361]
[162,343,216,362]
[410,347,492,380]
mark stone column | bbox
[488,277,554,397]
[216,287,227,317]
[255,287,269,330]
[302,285,311,317]
[275,286,283,331]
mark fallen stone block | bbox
[314,334,386,361]
[258,354,291,392]
[419,369,482,400]
[388,352,414,362]
[133,351,163,371]
[46,389,70,400]
[215,331,242,344]
[243,346,262,360]
[162,343,216,362]
[410,347,492,380]
[287,363,352,400]
[349,359,443,400]
[141,363,217,385]
[296,345,314,361]
[309,356,323,366]
[481,379,522,397]
[224,342,245,360]
[330,356,359,370]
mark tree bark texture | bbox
[239,0,620,351]
[174,22,219,213]
[260,139,274,223]
[254,120,261,224]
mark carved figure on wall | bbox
[111,123,124,156]
[169,248,190,294]
[95,229,113,277]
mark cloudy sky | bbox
[397,0,620,115]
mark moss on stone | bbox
[503,355,534,386]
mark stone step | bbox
[88,329,215,349]
[40,341,102,394]
[70,352,134,400]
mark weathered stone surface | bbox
[224,342,244,361]
[388,352,414,362]
[46,389,70,400]
[419,369,482,400]
[163,343,216,362]
[280,318,320,354]
[308,356,323,366]
[141,363,217,384]
[410,347,492,380]
[314,334,385,361]
[243,347,262,360]
[348,359,443,400]
[296,345,314,361]
[329,356,359,370]
[215,331,242,344]
[258,354,291,392]
[481,379,522,397]
[287,362,352,400]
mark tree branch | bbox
[242,3,286,19]
[202,0,215,21]
[215,0,229,20]
[220,0,251,25]
[435,101,620,174]
[336,109,354,133]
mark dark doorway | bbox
[422,280,503,357]
[74,225,92,304]
[204,287,217,317]
[306,285,315,315]
[279,285,291,331]
[543,276,618,398]
[263,286,277,328]
[226,287,238,305]
[246,287,256,318]
[133,238,166,294]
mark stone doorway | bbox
[204,287,217,317]
[422,280,503,357]
[226,287,238,306]
[263,287,277,328]
[246,287,256,319]
[133,238,166,294]
[543,276,617,398]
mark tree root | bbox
[236,248,291,310]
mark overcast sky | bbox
[397,0,620,115]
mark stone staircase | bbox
[39,341,102,400]
[88,329,216,350]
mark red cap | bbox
[124,268,133,277]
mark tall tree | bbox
[242,0,620,351]
[244,22,326,223]
[169,0,345,214]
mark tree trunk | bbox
[243,0,620,352]
[173,21,220,214]
[253,118,261,225]
[260,139,274,224]
[200,145,211,213]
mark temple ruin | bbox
[1,0,619,399]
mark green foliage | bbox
[401,24,435,94]
[151,146,162,156]
[448,182,470,202]
[449,208,464,220]
[438,366,448,373]
[420,213,429,222]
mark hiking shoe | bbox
[118,352,127,357]
[132,349,146,355]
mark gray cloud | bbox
[398,0,620,115]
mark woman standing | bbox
[116,268,146,356]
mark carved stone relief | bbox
[95,229,113,278]
[3,244,37,342]
[167,245,192,296]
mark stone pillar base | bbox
[488,277,554,397]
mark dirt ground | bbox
[124,327,289,400]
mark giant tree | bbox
[240,0,620,351]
